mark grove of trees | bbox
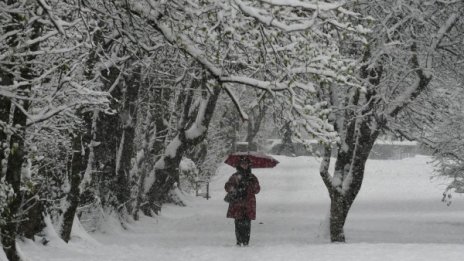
[0,0,462,260]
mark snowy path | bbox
[18,156,464,261]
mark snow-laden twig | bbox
[12,44,85,57]
[235,0,319,33]
[427,13,459,69]
[223,85,249,121]
[36,0,67,35]
[132,2,296,93]
[386,13,459,117]
[259,0,345,11]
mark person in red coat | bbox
[225,157,260,246]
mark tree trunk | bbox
[144,79,221,213]
[329,191,349,242]
[245,101,267,151]
[327,117,379,242]
[0,96,11,179]
[0,0,17,179]
[278,121,296,156]
[92,67,122,211]
[1,109,27,261]
[115,67,141,215]
[133,112,154,220]
[137,86,172,217]
[0,14,42,258]
[59,132,90,242]
[17,189,46,240]
[1,81,32,261]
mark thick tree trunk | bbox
[59,132,90,242]
[0,0,17,179]
[115,67,141,215]
[92,67,122,211]
[327,118,379,242]
[0,15,41,257]
[1,85,31,261]
[144,80,221,213]
[1,121,26,261]
[137,86,172,217]
[133,112,154,220]
[329,191,349,242]
[0,96,11,179]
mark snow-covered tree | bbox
[390,11,464,204]
[316,0,463,242]
[0,1,109,258]
[122,0,364,215]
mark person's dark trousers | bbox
[235,218,251,246]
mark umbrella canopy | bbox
[224,151,279,168]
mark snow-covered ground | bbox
[13,155,464,261]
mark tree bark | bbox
[145,79,221,213]
[92,67,122,211]
[0,96,11,179]
[115,67,141,215]
[329,190,349,242]
[1,108,28,261]
[137,86,172,217]
[327,116,379,242]
[245,101,267,151]
[0,10,42,259]
[59,132,90,242]
[1,79,32,261]
[277,121,296,156]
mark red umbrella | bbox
[224,151,279,168]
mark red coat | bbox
[225,172,260,220]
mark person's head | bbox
[237,157,251,172]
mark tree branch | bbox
[259,0,345,11]
[319,145,334,193]
[386,13,459,117]
[223,85,249,121]
[36,0,67,35]
[235,0,318,33]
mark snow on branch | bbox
[224,85,249,121]
[131,0,354,98]
[140,7,294,93]
[436,0,461,3]
[184,97,209,139]
[154,21,318,92]
[20,19,80,47]
[427,13,459,68]
[12,44,85,57]
[26,103,88,126]
[235,0,318,33]
[36,0,67,35]
[221,75,292,91]
[386,13,459,117]
[291,67,358,88]
[259,0,346,11]
[236,0,365,34]
[0,29,21,43]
